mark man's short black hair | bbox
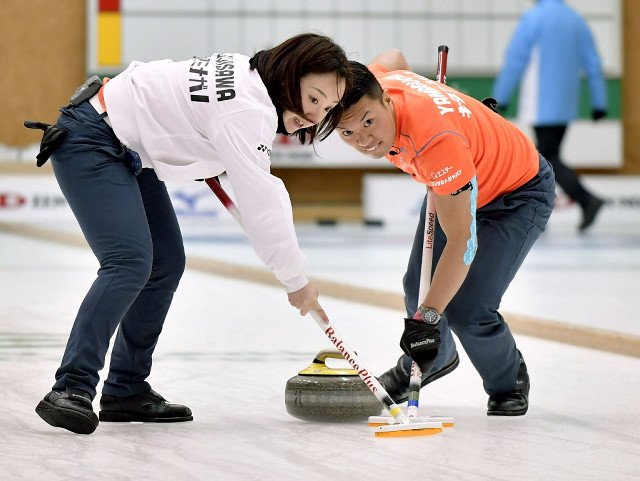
[342,61,384,111]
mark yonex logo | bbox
[257,144,272,157]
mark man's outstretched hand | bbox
[288,282,328,323]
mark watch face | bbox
[420,307,439,324]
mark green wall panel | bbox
[443,76,621,120]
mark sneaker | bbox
[579,196,605,232]
[35,389,99,435]
[487,351,530,416]
[99,389,193,423]
[378,352,460,403]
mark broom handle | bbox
[204,176,410,425]
[309,311,408,423]
[204,177,243,227]
[407,45,447,418]
[407,190,436,417]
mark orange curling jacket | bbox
[370,64,539,208]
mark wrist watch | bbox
[417,306,441,324]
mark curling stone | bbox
[285,349,381,422]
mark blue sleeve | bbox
[492,12,537,105]
[579,22,607,110]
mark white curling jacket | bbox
[103,53,308,292]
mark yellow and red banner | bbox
[97,0,121,66]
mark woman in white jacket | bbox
[28,33,350,435]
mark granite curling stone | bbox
[285,349,381,422]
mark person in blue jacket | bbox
[493,0,607,232]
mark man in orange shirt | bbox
[337,51,555,415]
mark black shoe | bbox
[35,389,99,434]
[378,352,460,404]
[99,389,193,423]
[579,196,605,232]
[487,351,530,416]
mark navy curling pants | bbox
[403,155,555,395]
[50,101,185,399]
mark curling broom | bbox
[407,44,449,418]
[368,45,456,431]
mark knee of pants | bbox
[150,248,186,288]
[445,303,502,332]
[105,249,154,291]
[446,317,506,349]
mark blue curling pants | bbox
[50,101,185,399]
[403,155,555,395]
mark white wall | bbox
[78,0,623,168]
[88,0,621,76]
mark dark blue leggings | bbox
[50,101,185,398]
[403,155,555,395]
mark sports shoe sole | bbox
[487,406,528,416]
[35,400,98,435]
[99,411,193,423]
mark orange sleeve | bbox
[368,63,389,76]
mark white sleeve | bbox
[208,109,309,293]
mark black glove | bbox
[24,120,68,167]
[592,109,606,121]
[399,318,441,372]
